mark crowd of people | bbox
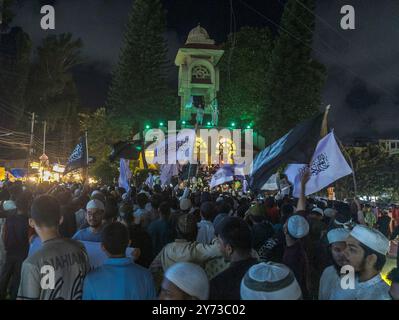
[0,170,398,300]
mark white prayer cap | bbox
[240,262,302,300]
[327,228,350,244]
[311,207,324,216]
[164,262,209,300]
[91,190,103,198]
[86,199,105,211]
[324,208,336,218]
[3,200,16,211]
[287,215,309,239]
[349,225,389,255]
[121,193,128,201]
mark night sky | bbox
[9,0,399,140]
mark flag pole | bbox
[320,104,331,138]
[85,130,89,184]
[336,135,358,197]
[321,104,358,197]
[301,104,332,202]
[188,123,199,186]
[307,104,331,169]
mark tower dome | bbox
[185,24,215,45]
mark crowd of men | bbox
[0,170,398,300]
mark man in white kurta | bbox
[319,228,350,300]
[329,225,391,300]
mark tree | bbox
[218,27,273,129]
[80,108,131,183]
[334,144,399,202]
[25,33,82,160]
[0,27,31,129]
[0,0,15,32]
[259,0,326,141]
[106,0,176,124]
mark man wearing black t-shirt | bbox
[209,217,257,300]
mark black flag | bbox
[109,140,142,162]
[65,136,87,174]
[249,113,325,192]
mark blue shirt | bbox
[82,257,156,300]
[72,227,103,242]
[28,235,42,256]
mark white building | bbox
[379,139,399,155]
[175,24,224,123]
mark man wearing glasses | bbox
[72,199,105,242]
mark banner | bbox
[285,132,352,198]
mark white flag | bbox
[160,164,179,186]
[285,163,307,197]
[118,158,131,193]
[210,166,234,189]
[285,132,352,198]
[261,173,279,191]
[145,173,154,189]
